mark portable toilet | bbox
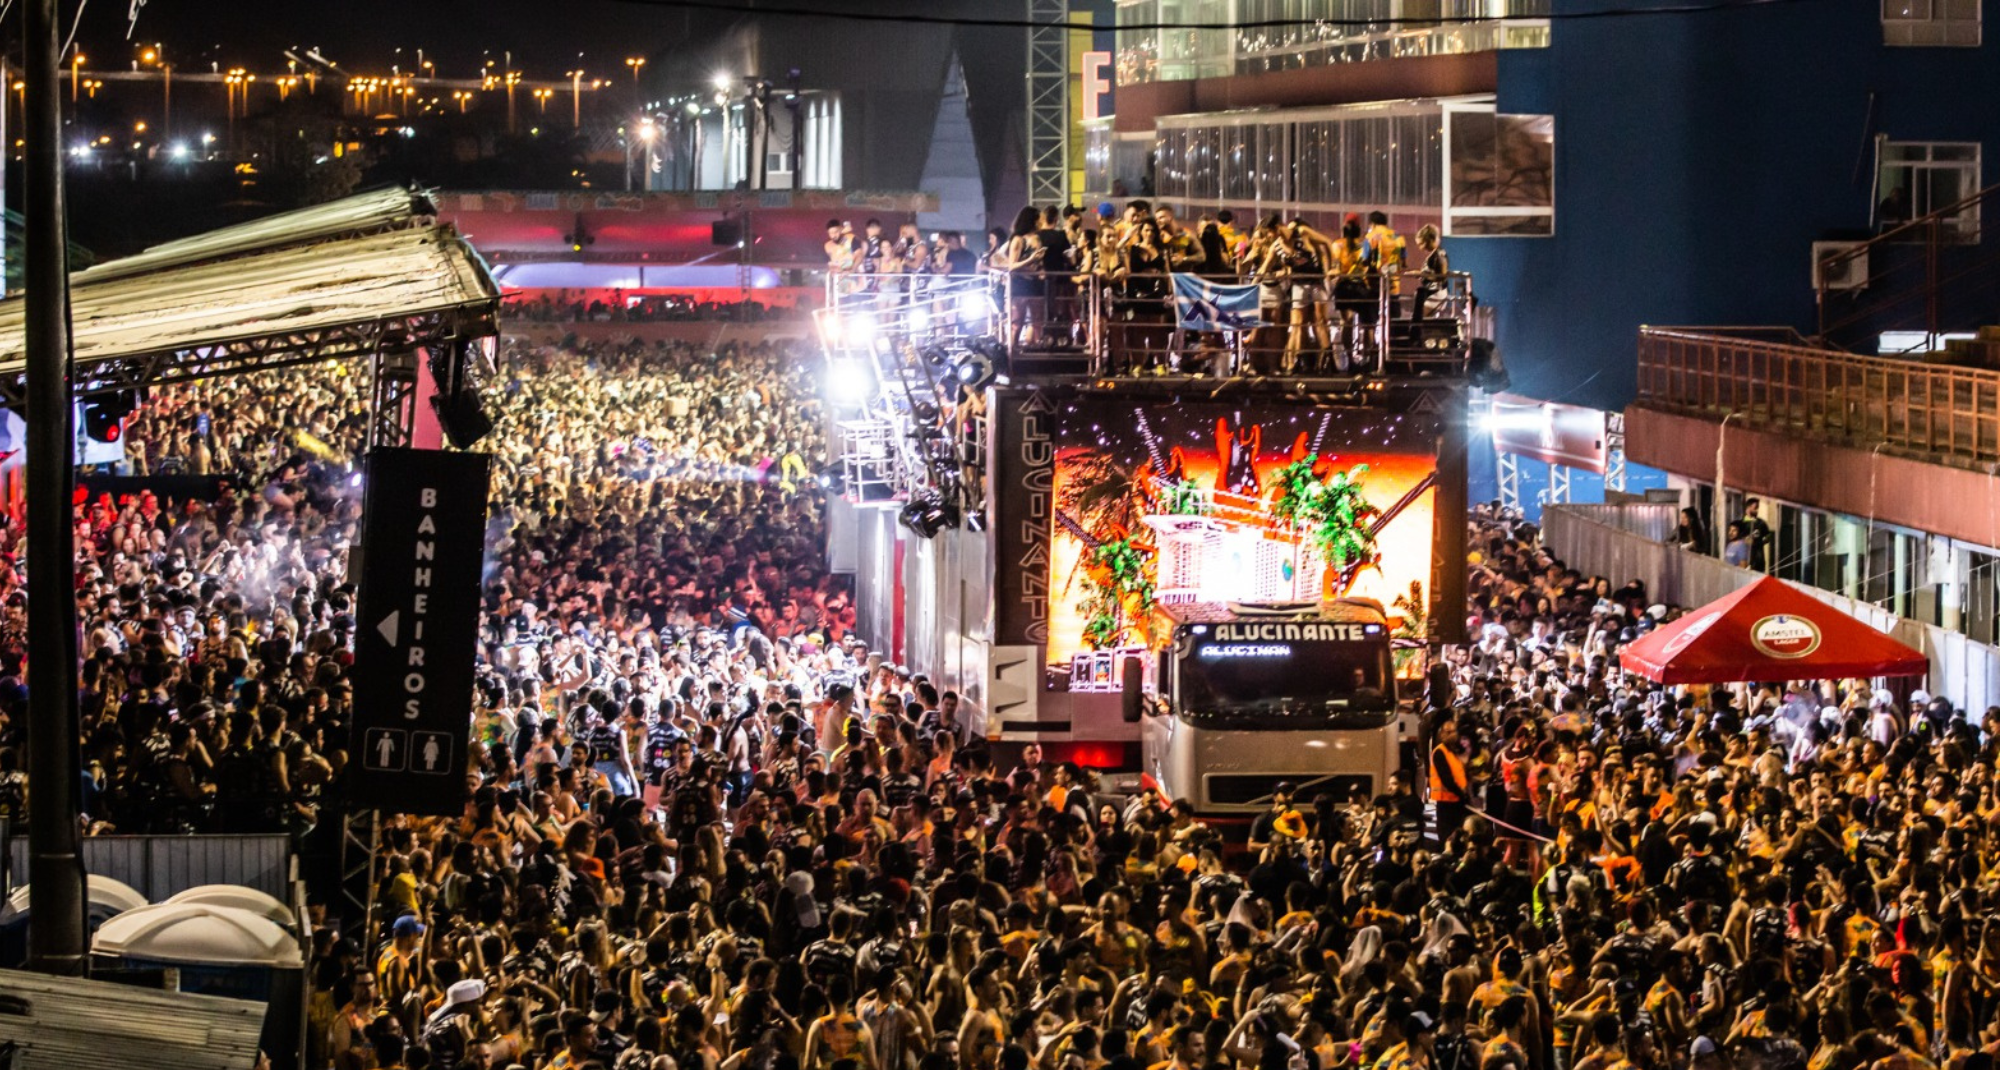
[92,901,306,1068]
[0,875,150,968]
[165,884,295,928]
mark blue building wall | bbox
[1465,435,1671,522]
[1451,0,2000,413]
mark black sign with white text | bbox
[987,387,1056,646]
[349,448,491,815]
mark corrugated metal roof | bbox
[0,966,266,1070]
[74,185,436,284]
[0,223,495,374]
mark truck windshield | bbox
[1175,636,1395,725]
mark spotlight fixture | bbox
[897,491,958,539]
[952,350,995,391]
[82,390,139,443]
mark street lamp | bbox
[69,51,82,103]
[534,87,553,114]
[625,56,646,103]
[223,68,249,149]
[626,115,658,191]
[138,44,171,138]
[569,69,584,128]
[505,70,521,132]
[453,90,472,114]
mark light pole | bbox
[626,116,656,191]
[223,68,246,152]
[156,49,170,138]
[505,71,520,133]
[534,87,552,115]
[625,56,646,105]
[67,50,79,103]
[569,69,584,128]
[453,90,472,114]
[25,0,87,980]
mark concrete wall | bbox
[1625,405,2000,551]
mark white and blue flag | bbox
[1171,273,1263,331]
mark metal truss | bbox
[1026,0,1071,206]
[0,306,492,406]
[339,808,380,926]
[1546,463,1572,505]
[369,345,423,449]
[1605,411,1628,493]
[1496,450,1520,515]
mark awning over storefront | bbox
[1620,575,1929,684]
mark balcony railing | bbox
[1637,326,2000,463]
[819,269,1478,379]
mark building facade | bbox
[1087,0,2000,412]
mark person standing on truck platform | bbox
[1429,713,1470,844]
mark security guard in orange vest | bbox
[1429,714,1470,846]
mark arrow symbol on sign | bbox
[377,610,400,646]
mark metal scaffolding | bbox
[1026,0,1070,206]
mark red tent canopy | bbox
[1619,576,1928,684]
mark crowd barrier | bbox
[1544,504,2000,700]
[5,834,292,900]
[500,320,816,347]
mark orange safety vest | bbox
[1430,745,1468,803]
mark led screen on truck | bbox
[1042,397,1442,666]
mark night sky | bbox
[60,0,1033,88]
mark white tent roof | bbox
[92,903,303,968]
[74,185,437,284]
[164,884,295,927]
[2,874,149,921]
[0,224,494,375]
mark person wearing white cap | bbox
[1867,689,1902,748]
[419,978,488,1068]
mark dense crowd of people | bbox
[278,486,2000,1070]
[0,336,843,843]
[503,294,810,325]
[824,203,1453,374]
[2,324,1998,1070]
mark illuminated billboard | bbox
[1044,398,1442,666]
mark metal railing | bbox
[1638,327,2000,462]
[820,268,1478,378]
[1815,180,2000,350]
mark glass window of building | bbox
[1443,106,1555,236]
[1882,0,1982,46]
[1876,140,1981,239]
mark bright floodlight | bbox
[848,312,877,350]
[908,308,931,335]
[827,359,870,404]
[711,72,731,91]
[957,293,989,326]
[169,142,190,159]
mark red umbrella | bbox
[1619,576,1927,685]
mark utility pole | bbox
[24,0,85,977]
[1,55,10,300]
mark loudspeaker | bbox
[430,390,494,449]
[711,219,743,246]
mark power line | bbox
[596,0,1821,31]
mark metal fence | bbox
[6,835,292,900]
[1637,327,2000,463]
[1544,504,2000,700]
